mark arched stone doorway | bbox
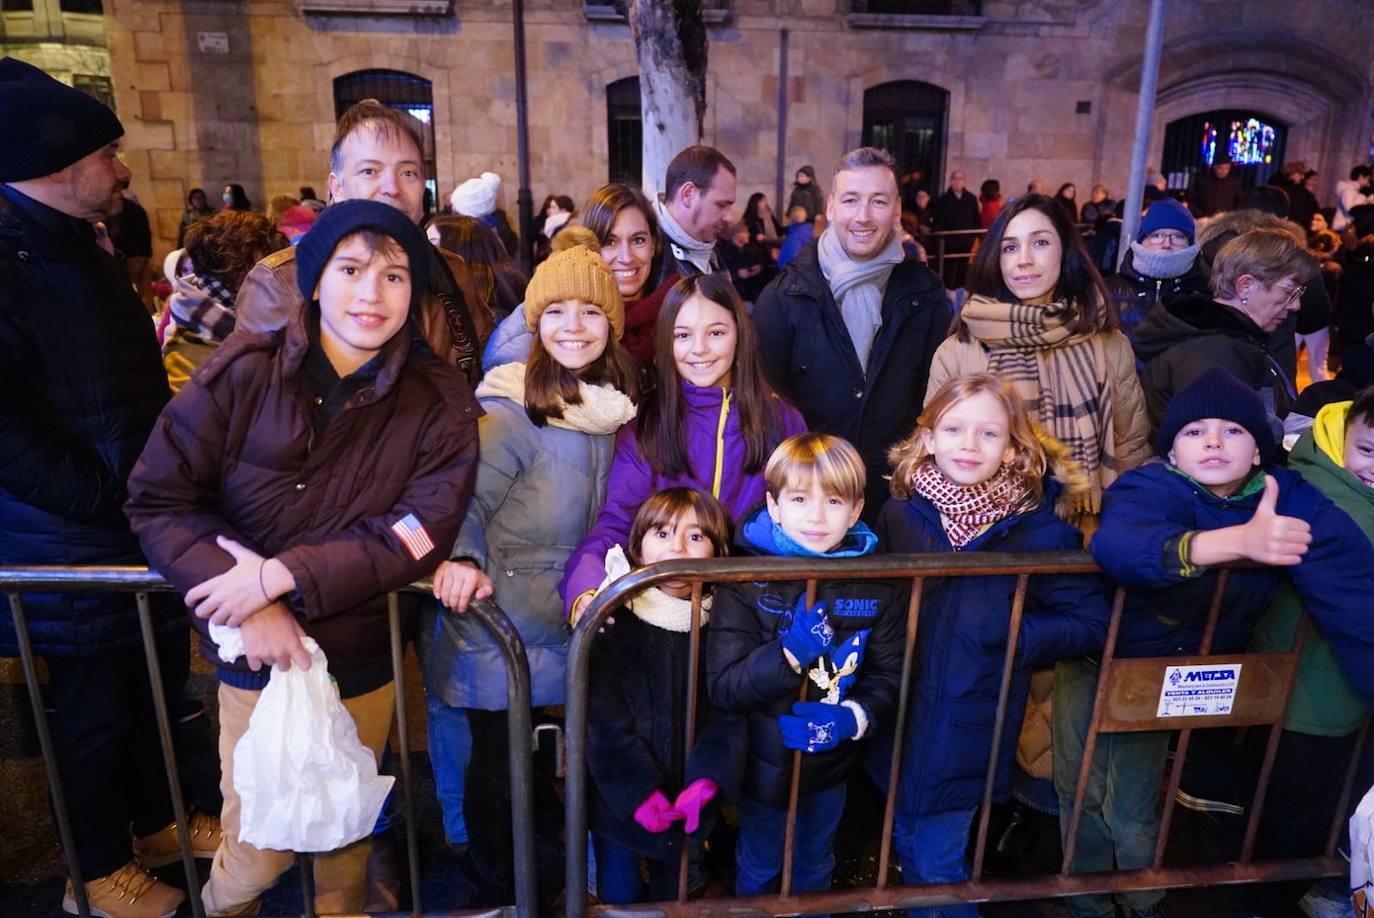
[862,80,948,195]
[1161,109,1288,191]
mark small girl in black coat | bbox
[586,487,743,904]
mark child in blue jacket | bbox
[1056,367,1374,918]
[706,433,907,897]
[875,373,1111,916]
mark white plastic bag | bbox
[233,637,395,853]
[1350,781,1374,915]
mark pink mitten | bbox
[672,778,718,834]
[633,790,682,833]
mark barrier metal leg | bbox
[135,592,206,918]
[8,592,90,917]
[779,579,818,898]
[877,579,924,889]
[388,593,423,916]
[298,851,317,917]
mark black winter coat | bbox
[705,522,908,808]
[588,611,745,859]
[1105,248,1210,348]
[752,243,950,520]
[1132,293,1295,428]
[0,187,183,656]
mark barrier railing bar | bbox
[1327,719,1370,857]
[876,577,925,889]
[1151,570,1231,871]
[388,591,423,916]
[676,581,705,903]
[779,577,819,898]
[298,852,316,917]
[134,591,206,918]
[1060,585,1128,875]
[1239,614,1310,863]
[8,591,90,917]
[971,573,1030,883]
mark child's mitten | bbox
[780,596,834,668]
[672,778,718,834]
[633,790,682,833]
[779,701,859,753]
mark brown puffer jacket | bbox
[125,307,481,674]
[1015,669,1056,780]
[234,244,494,388]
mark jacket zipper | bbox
[712,390,731,499]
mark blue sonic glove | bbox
[780,596,834,668]
[779,701,859,754]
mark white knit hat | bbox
[450,171,502,217]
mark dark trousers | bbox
[464,707,515,893]
[42,631,188,878]
[593,833,681,905]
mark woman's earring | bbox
[1241,296,1249,306]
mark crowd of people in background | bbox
[8,50,1374,918]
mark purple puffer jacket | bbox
[559,380,807,612]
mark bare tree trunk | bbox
[626,0,708,198]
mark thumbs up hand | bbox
[1238,475,1312,566]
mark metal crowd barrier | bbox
[925,224,1099,277]
[1,566,537,918]
[564,551,1364,917]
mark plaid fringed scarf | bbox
[910,461,1031,549]
[170,272,238,343]
[960,295,1116,514]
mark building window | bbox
[333,69,439,208]
[72,74,114,112]
[58,0,103,12]
[1,0,37,12]
[862,80,948,195]
[849,0,981,13]
[1161,110,1288,191]
[606,76,641,187]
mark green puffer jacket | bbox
[1250,400,1374,736]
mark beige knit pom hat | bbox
[523,225,625,340]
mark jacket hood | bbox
[737,504,879,558]
[1131,292,1265,362]
[1312,400,1350,467]
[1291,401,1374,511]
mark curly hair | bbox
[183,210,288,294]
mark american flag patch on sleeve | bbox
[390,513,435,561]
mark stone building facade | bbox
[6,0,1373,256]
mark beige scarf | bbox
[594,544,711,632]
[960,295,1116,514]
[476,361,637,435]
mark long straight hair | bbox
[955,193,1114,342]
[636,273,785,478]
[523,327,640,427]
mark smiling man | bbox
[753,147,950,520]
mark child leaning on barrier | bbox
[872,373,1111,917]
[705,433,906,897]
[125,200,480,915]
[1054,367,1374,918]
[585,487,745,905]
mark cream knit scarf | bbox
[476,361,637,435]
[595,544,711,633]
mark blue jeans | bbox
[736,783,846,897]
[425,691,473,845]
[1053,657,1171,918]
[894,807,979,917]
[593,833,680,904]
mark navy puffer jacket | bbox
[870,480,1111,818]
[0,187,183,656]
[1090,462,1374,710]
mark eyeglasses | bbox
[1143,230,1190,246]
[1274,282,1307,304]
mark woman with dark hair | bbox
[743,192,783,244]
[561,273,807,621]
[427,214,527,325]
[535,194,577,264]
[221,183,252,212]
[979,179,1003,229]
[485,183,680,368]
[926,194,1152,524]
[163,210,288,391]
[177,187,216,247]
[1053,183,1079,223]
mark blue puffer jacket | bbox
[0,186,184,656]
[1090,462,1374,708]
[870,480,1111,818]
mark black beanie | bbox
[1156,367,1276,462]
[295,200,431,313]
[0,57,124,182]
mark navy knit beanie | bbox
[1138,197,1196,244]
[295,200,431,313]
[0,57,124,182]
[1156,367,1275,462]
